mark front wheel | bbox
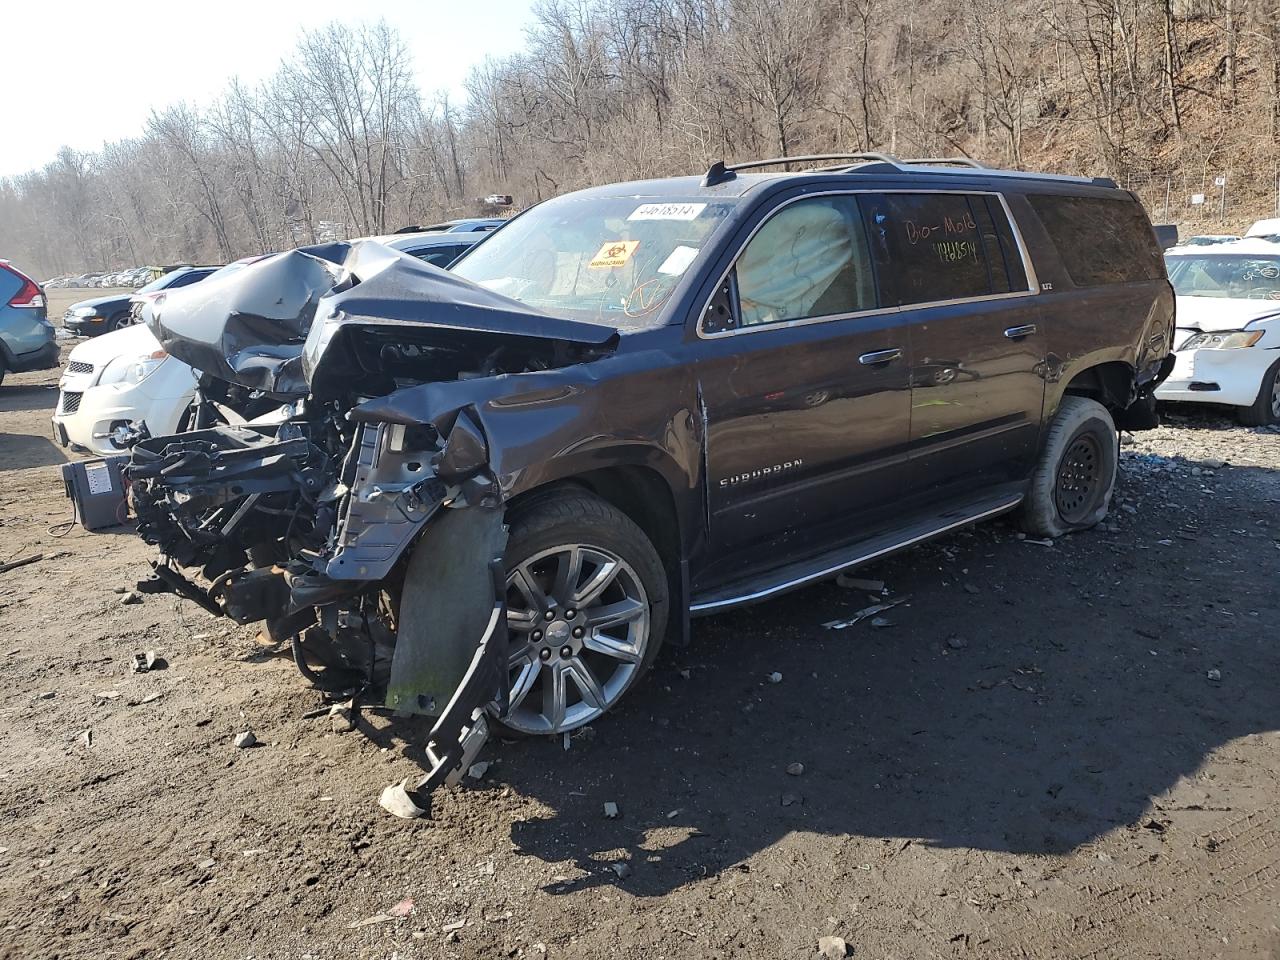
[498,489,668,736]
[1237,359,1280,427]
[1020,396,1118,538]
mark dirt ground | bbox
[2,290,1280,959]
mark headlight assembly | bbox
[1180,330,1265,350]
[98,350,168,386]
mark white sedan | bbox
[52,322,196,455]
[1157,239,1280,425]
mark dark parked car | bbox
[366,230,489,267]
[0,259,57,384]
[64,266,218,336]
[94,154,1175,811]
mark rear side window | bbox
[733,195,877,327]
[859,193,1020,306]
[1026,194,1163,286]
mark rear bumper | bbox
[10,339,60,372]
[1155,347,1278,407]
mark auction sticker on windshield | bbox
[589,240,641,268]
[628,203,707,221]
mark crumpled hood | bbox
[145,244,350,395]
[302,240,619,399]
[1175,296,1280,332]
[145,240,618,398]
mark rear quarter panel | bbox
[1007,191,1175,418]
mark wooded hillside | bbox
[4,0,1279,278]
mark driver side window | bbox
[709,196,876,331]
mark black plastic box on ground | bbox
[61,456,130,531]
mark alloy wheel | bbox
[503,544,650,734]
[1270,369,1280,420]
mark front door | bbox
[693,193,912,593]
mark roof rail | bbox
[702,153,902,186]
[903,156,986,168]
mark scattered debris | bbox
[233,730,257,749]
[603,801,620,819]
[836,573,884,593]
[0,554,42,576]
[441,919,467,933]
[131,691,164,706]
[609,860,633,879]
[389,898,415,917]
[962,583,980,595]
[817,935,851,959]
[467,761,492,779]
[870,616,894,628]
[119,591,142,606]
[80,728,93,749]
[36,691,55,700]
[823,597,908,630]
[194,858,215,871]
[666,808,681,819]
[1207,669,1222,682]
[379,779,427,819]
[768,671,783,684]
[1022,537,1055,546]
[786,762,805,776]
[946,636,968,650]
[348,912,396,929]
[131,651,165,673]
[328,702,355,733]
[95,690,121,700]
[781,792,803,807]
[678,668,691,680]
[562,732,571,751]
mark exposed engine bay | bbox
[116,240,620,813]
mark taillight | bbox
[1,263,45,309]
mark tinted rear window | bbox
[1027,194,1164,286]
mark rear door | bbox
[859,191,1045,497]
[694,193,912,591]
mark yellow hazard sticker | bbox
[588,240,640,269]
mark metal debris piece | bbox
[80,729,93,749]
[786,762,805,776]
[870,616,894,628]
[328,702,355,733]
[131,651,164,673]
[379,779,428,819]
[1207,668,1222,682]
[467,761,492,779]
[822,597,908,630]
[609,861,633,879]
[768,671,783,684]
[603,801,619,819]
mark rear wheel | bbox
[1020,396,1118,538]
[1237,359,1280,427]
[498,490,668,736]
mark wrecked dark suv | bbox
[115,154,1174,811]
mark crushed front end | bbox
[109,240,619,813]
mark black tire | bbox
[1237,358,1280,427]
[0,361,6,387]
[1020,396,1118,538]
[495,488,668,736]
[107,311,129,332]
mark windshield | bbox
[451,195,737,326]
[1166,254,1280,300]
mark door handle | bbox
[858,348,902,365]
[1003,324,1038,339]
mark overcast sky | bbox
[0,0,536,178]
